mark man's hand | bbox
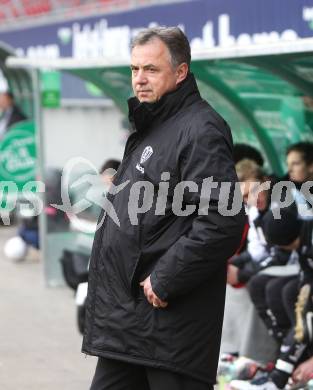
[227,264,239,286]
[140,276,168,308]
[292,356,313,383]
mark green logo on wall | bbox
[40,70,61,108]
[0,122,36,184]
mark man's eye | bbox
[148,68,156,73]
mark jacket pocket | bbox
[134,288,173,359]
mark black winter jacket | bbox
[82,74,245,384]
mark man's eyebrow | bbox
[143,64,158,69]
[130,64,158,70]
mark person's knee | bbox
[282,279,298,308]
[265,278,281,307]
[247,273,269,300]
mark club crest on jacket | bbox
[136,146,153,174]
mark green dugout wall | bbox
[6,38,313,176]
[65,41,313,177]
[5,38,313,285]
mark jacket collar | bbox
[128,73,200,133]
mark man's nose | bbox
[135,69,147,84]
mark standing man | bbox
[0,91,26,139]
[83,27,245,390]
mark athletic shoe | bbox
[218,356,266,381]
[230,374,280,390]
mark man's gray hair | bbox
[131,27,191,69]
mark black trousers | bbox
[90,357,213,390]
[248,274,310,389]
[247,274,298,341]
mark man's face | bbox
[131,38,183,103]
[0,93,11,110]
[287,151,313,183]
[240,181,251,205]
[240,179,268,210]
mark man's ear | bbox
[175,63,189,84]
